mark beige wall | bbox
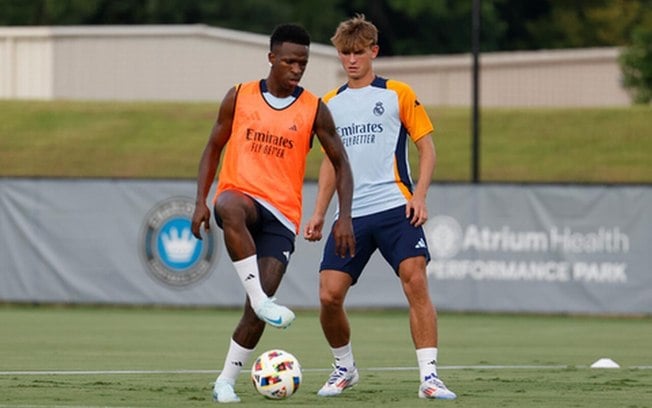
[1,30,54,99]
[0,25,340,102]
[373,48,630,107]
[0,24,633,107]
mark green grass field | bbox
[1,100,651,183]
[1,100,651,407]
[1,305,651,407]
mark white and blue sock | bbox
[416,347,439,381]
[331,343,355,371]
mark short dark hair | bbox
[270,24,311,51]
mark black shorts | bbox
[214,199,295,266]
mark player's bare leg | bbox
[317,270,359,396]
[216,191,294,329]
[399,257,456,400]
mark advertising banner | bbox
[1,179,649,314]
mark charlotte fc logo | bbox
[424,215,463,260]
[140,197,217,287]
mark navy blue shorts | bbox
[214,199,295,266]
[320,205,430,285]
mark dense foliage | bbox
[2,0,651,56]
[620,25,652,104]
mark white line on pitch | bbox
[0,405,135,408]
[4,364,651,376]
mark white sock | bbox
[233,255,268,309]
[216,338,254,385]
[416,347,439,380]
[331,343,355,370]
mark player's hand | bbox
[332,216,355,258]
[303,214,325,241]
[406,198,428,227]
[191,202,211,240]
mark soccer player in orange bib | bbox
[304,15,456,400]
[191,24,355,403]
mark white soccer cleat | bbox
[254,297,295,329]
[418,374,457,400]
[213,379,240,403]
[317,365,359,396]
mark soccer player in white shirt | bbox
[304,14,456,400]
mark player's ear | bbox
[370,44,379,58]
[268,52,275,67]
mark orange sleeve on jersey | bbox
[386,80,434,142]
[322,88,338,104]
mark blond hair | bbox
[330,14,378,53]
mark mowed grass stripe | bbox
[1,306,651,407]
[1,100,651,182]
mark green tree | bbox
[522,0,648,49]
[2,0,652,56]
[620,25,652,104]
[383,0,507,54]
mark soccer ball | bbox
[251,349,302,399]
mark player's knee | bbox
[215,203,244,225]
[215,192,253,224]
[401,271,430,298]
[400,268,427,286]
[319,288,345,309]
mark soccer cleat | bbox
[317,365,359,396]
[213,379,240,403]
[418,374,457,400]
[254,297,295,329]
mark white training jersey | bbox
[324,76,434,218]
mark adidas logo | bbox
[161,226,198,262]
[232,361,243,367]
[289,124,298,131]
[415,238,427,249]
[244,273,256,281]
